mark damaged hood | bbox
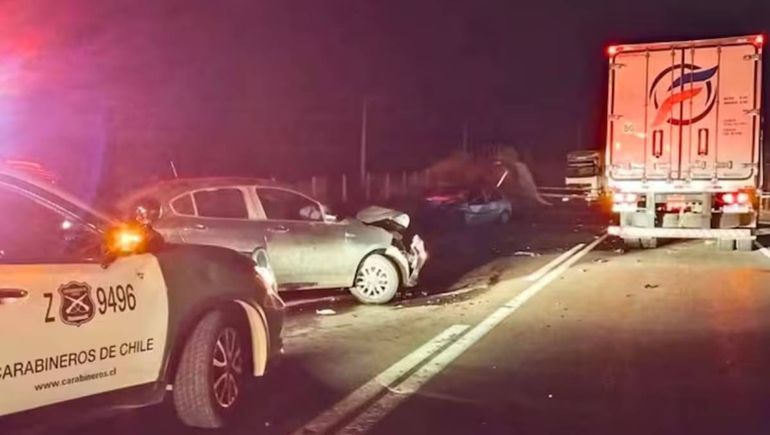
[355,206,410,230]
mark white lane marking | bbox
[337,234,608,434]
[293,324,470,435]
[525,243,585,281]
[284,295,354,308]
[754,241,770,259]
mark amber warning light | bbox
[106,223,147,255]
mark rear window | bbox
[171,194,195,215]
[193,189,248,219]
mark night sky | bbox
[0,0,769,196]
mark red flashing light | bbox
[721,193,736,204]
[607,45,619,56]
[754,34,765,47]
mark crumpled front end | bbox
[357,206,429,288]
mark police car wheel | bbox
[173,309,251,429]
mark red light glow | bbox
[755,34,765,47]
[722,193,736,204]
[607,45,618,56]
[737,192,750,204]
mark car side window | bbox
[171,194,195,215]
[256,188,322,221]
[0,186,102,263]
[193,189,248,219]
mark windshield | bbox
[2,2,769,435]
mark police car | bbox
[0,167,285,431]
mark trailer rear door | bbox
[608,38,762,183]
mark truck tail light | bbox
[737,192,750,204]
[721,192,736,205]
[612,192,640,212]
[607,45,619,56]
[754,34,764,47]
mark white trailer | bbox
[605,35,764,250]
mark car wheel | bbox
[173,309,250,429]
[499,211,511,224]
[350,254,400,304]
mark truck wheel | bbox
[717,239,735,251]
[640,238,658,249]
[736,239,754,252]
[623,238,641,249]
[173,309,251,429]
[350,254,400,304]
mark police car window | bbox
[193,189,248,219]
[171,194,195,215]
[0,187,101,263]
[256,188,322,221]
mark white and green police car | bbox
[0,168,285,431]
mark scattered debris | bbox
[315,308,336,316]
[593,258,608,264]
[644,284,659,289]
[513,251,540,257]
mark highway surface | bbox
[57,202,770,435]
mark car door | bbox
[254,187,350,289]
[0,185,169,417]
[175,187,263,256]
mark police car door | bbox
[0,184,169,417]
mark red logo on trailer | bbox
[649,65,718,127]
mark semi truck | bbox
[565,150,605,200]
[605,35,764,250]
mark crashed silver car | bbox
[117,178,427,304]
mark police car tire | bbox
[173,309,250,429]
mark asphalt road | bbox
[54,201,770,435]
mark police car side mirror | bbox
[133,198,161,225]
[103,222,151,260]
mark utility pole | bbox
[461,122,469,153]
[359,99,368,186]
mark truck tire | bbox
[736,239,754,252]
[717,239,735,251]
[640,238,658,249]
[173,309,251,429]
[623,238,641,249]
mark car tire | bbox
[350,254,400,304]
[499,211,511,224]
[173,309,251,429]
